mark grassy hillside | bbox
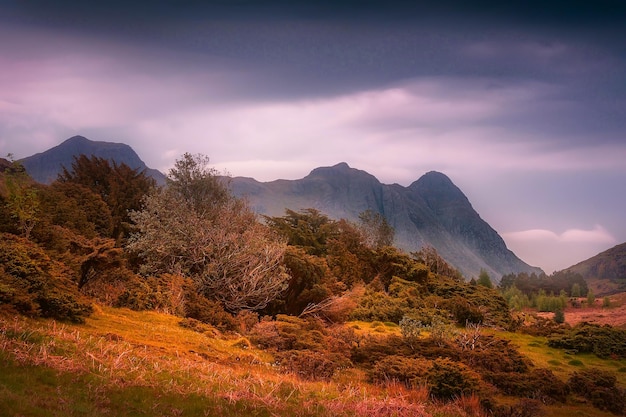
[2,306,626,417]
[2,156,626,416]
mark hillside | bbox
[565,242,626,295]
[2,304,625,417]
[2,152,626,417]
[19,136,166,185]
[230,163,542,280]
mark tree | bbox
[571,283,581,298]
[477,269,493,289]
[554,309,565,324]
[357,209,394,249]
[58,155,156,243]
[127,153,289,312]
[586,288,595,308]
[3,158,39,239]
[265,208,338,256]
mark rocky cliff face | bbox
[230,163,542,281]
[20,136,166,185]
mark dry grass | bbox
[6,304,622,416]
[0,306,488,417]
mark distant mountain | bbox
[19,136,166,185]
[564,242,626,295]
[230,162,542,281]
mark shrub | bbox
[426,358,483,401]
[275,350,349,381]
[485,368,568,403]
[568,369,626,415]
[178,317,220,337]
[235,310,259,333]
[449,298,484,326]
[369,355,430,388]
[461,336,530,373]
[553,309,565,324]
[183,291,238,332]
[0,233,92,323]
[349,289,410,323]
[351,334,412,366]
[547,322,626,358]
[114,274,189,316]
[248,315,325,351]
[492,399,545,417]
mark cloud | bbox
[503,225,616,244]
[501,225,617,273]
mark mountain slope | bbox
[230,163,541,280]
[565,242,626,295]
[19,136,166,185]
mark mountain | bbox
[19,137,539,280]
[564,242,626,295]
[19,136,166,185]
[230,162,542,281]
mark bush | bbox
[0,233,92,322]
[461,336,530,374]
[492,399,545,417]
[349,289,410,323]
[485,368,568,403]
[547,322,626,358]
[568,369,626,415]
[427,358,483,401]
[114,274,188,316]
[350,334,412,366]
[449,298,484,326]
[248,315,326,351]
[275,350,349,381]
[553,309,565,324]
[183,291,238,332]
[369,355,430,388]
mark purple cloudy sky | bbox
[1,0,625,274]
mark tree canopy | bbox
[58,155,156,243]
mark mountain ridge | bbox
[229,162,542,280]
[19,135,166,185]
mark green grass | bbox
[494,330,626,386]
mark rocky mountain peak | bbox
[19,136,166,185]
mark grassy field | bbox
[1,306,624,416]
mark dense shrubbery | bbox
[568,369,626,415]
[547,322,626,358]
[0,233,92,322]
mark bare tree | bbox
[127,153,289,312]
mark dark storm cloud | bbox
[2,0,626,273]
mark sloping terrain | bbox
[565,242,626,295]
